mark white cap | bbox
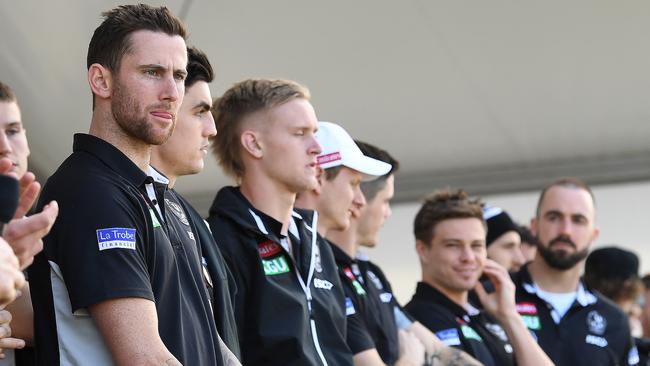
[315,121,392,178]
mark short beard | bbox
[537,236,589,270]
[111,80,173,145]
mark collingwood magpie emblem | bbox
[165,198,189,226]
[587,310,607,335]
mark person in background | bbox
[517,224,538,263]
[0,80,59,365]
[325,139,483,366]
[295,123,427,366]
[512,177,638,366]
[405,189,554,366]
[585,246,649,365]
[641,275,650,338]
[482,207,526,272]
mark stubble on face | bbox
[111,79,175,145]
[537,234,589,270]
[534,186,597,271]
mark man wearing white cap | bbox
[206,79,353,366]
[296,122,426,366]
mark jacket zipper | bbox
[291,211,329,366]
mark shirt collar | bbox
[147,165,170,185]
[73,133,148,187]
[329,240,355,266]
[414,282,475,319]
[520,265,598,307]
[355,250,370,261]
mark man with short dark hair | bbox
[207,80,353,365]
[406,189,553,366]
[29,5,222,365]
[512,178,639,365]
[150,46,240,363]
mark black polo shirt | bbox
[29,134,222,366]
[330,244,400,364]
[355,253,415,330]
[512,265,639,366]
[405,282,516,366]
[206,187,353,366]
[175,193,240,359]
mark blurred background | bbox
[2,0,650,303]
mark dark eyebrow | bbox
[139,64,165,71]
[543,210,563,218]
[139,64,187,78]
[571,213,588,221]
[193,101,211,112]
[174,68,188,78]
[0,121,23,129]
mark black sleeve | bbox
[206,214,252,343]
[622,324,640,366]
[42,184,153,312]
[345,296,375,355]
[370,263,416,325]
[339,274,375,355]
[178,197,241,359]
[405,302,457,334]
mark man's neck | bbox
[240,174,295,236]
[423,277,468,308]
[326,222,358,258]
[527,257,582,293]
[89,111,150,172]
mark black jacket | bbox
[206,187,353,366]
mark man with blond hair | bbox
[207,79,352,365]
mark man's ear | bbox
[530,217,538,237]
[312,166,324,194]
[415,239,431,265]
[240,130,263,159]
[590,226,600,245]
[88,63,112,100]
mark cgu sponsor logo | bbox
[258,240,282,258]
[262,256,290,276]
[521,315,542,330]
